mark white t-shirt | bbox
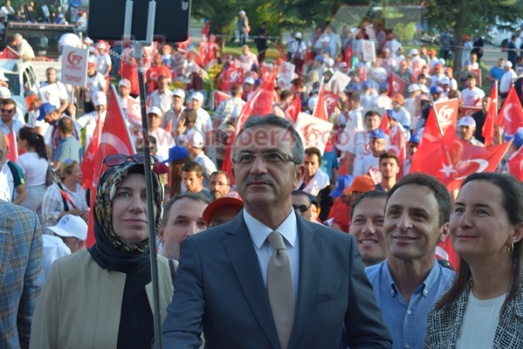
[40,81,68,109]
[0,170,10,201]
[194,152,217,187]
[455,291,504,349]
[149,128,175,162]
[461,87,485,107]
[16,152,48,186]
[96,53,112,75]
[195,108,213,135]
[500,70,517,93]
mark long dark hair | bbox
[18,126,48,160]
[435,172,523,315]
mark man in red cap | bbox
[202,191,244,228]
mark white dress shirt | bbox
[244,209,300,300]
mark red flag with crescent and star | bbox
[388,73,408,98]
[433,98,459,136]
[507,147,523,181]
[496,86,523,135]
[313,88,338,121]
[410,126,511,191]
[82,86,135,246]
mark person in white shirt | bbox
[389,94,412,130]
[358,129,387,178]
[76,91,107,149]
[461,74,485,107]
[147,106,175,162]
[499,61,517,98]
[295,147,330,196]
[189,92,213,154]
[146,75,172,115]
[95,42,112,77]
[185,130,216,187]
[161,88,186,137]
[40,67,69,114]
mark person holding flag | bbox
[30,155,175,348]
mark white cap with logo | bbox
[48,214,88,241]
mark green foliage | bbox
[393,22,416,43]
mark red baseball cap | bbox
[202,191,244,225]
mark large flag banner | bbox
[421,108,442,143]
[433,98,459,136]
[388,73,408,97]
[219,67,245,92]
[287,94,301,123]
[294,112,333,154]
[496,86,523,135]
[213,90,231,110]
[126,97,142,127]
[82,85,135,246]
[330,71,351,95]
[410,126,511,191]
[482,81,498,146]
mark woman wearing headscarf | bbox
[425,172,523,348]
[30,154,175,348]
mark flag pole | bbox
[126,1,163,348]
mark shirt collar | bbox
[243,209,297,249]
[384,260,442,298]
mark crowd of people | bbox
[2,8,523,349]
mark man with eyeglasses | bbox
[161,114,392,348]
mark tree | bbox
[424,0,523,71]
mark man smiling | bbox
[365,173,455,349]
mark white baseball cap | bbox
[189,130,205,148]
[48,214,88,241]
[147,106,162,116]
[244,76,255,85]
[191,91,204,103]
[409,49,419,55]
[295,32,302,39]
[439,76,450,85]
[458,116,476,127]
[408,84,421,93]
[504,61,513,68]
[0,86,11,98]
[172,88,185,98]
[118,79,131,89]
[92,91,107,106]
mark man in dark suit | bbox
[0,130,44,348]
[161,115,392,348]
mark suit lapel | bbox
[288,218,325,348]
[223,215,280,348]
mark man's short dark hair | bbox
[350,190,387,220]
[183,108,197,124]
[364,110,381,120]
[379,152,399,166]
[386,173,451,227]
[1,98,16,107]
[210,170,231,185]
[233,114,305,165]
[161,192,210,228]
[57,117,74,134]
[182,161,203,177]
[230,84,242,96]
[304,147,322,162]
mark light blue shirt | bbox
[243,209,300,300]
[365,260,455,349]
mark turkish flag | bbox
[287,94,301,123]
[379,110,390,136]
[433,98,459,136]
[496,86,523,135]
[82,85,135,247]
[126,97,142,127]
[0,46,19,59]
[313,88,338,121]
[421,108,442,143]
[482,81,498,146]
[461,106,482,117]
[214,90,231,110]
[507,146,523,181]
[388,73,408,97]
[6,130,18,162]
[388,124,407,178]
[219,67,245,93]
[221,68,279,182]
[410,126,510,191]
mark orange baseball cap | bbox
[202,191,244,225]
[343,175,375,195]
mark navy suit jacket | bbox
[161,212,392,349]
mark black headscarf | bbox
[88,162,163,273]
